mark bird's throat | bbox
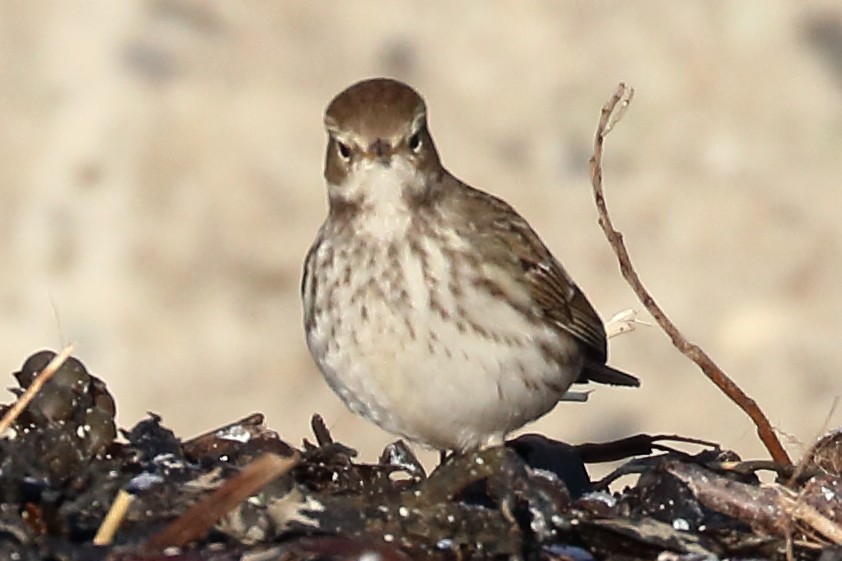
[329,159,428,241]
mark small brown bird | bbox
[302,78,638,452]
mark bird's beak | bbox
[365,138,392,165]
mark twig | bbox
[787,396,839,487]
[0,344,75,436]
[146,451,299,551]
[93,489,135,545]
[667,462,842,545]
[587,83,791,466]
[779,486,842,545]
[782,399,841,559]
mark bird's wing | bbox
[444,179,608,363]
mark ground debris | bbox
[0,350,839,561]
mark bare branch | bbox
[588,83,791,466]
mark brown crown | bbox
[325,78,426,141]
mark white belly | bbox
[305,228,581,451]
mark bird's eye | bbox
[408,132,422,153]
[336,141,351,160]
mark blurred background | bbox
[1,2,841,468]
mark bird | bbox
[301,78,639,453]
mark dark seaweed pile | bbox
[0,350,839,561]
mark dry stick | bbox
[0,344,75,436]
[588,84,792,466]
[93,489,136,546]
[782,397,841,556]
[146,451,300,551]
[667,462,842,545]
[786,396,839,487]
[779,486,842,545]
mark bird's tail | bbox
[580,362,640,387]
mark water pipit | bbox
[302,78,638,452]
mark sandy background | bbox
[1,2,841,469]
